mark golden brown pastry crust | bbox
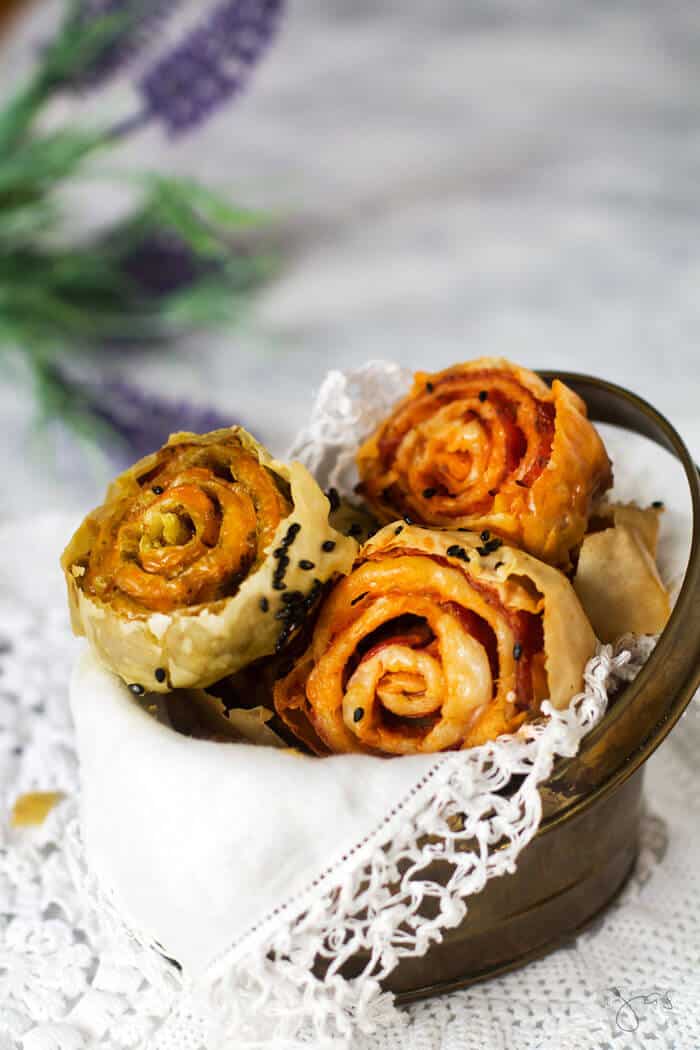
[574,502,670,642]
[356,358,612,569]
[62,427,358,691]
[274,524,596,755]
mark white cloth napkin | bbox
[71,653,438,975]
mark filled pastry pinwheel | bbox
[62,427,357,692]
[356,358,612,568]
[273,524,596,755]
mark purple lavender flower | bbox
[136,0,285,136]
[89,376,237,463]
[46,363,239,465]
[120,230,214,297]
[65,0,185,89]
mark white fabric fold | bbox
[71,651,438,975]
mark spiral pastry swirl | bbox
[356,358,612,568]
[62,427,357,692]
[274,524,596,755]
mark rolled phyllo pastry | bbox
[356,358,612,568]
[273,524,596,755]
[62,427,357,692]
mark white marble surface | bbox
[1,0,699,515]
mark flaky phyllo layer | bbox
[356,358,612,569]
[62,427,357,692]
[274,524,596,755]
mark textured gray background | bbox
[1,0,699,513]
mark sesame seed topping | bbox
[478,391,488,402]
[446,544,470,562]
[351,591,369,606]
[353,707,364,723]
[476,537,503,557]
[282,590,304,604]
[404,515,414,525]
[272,579,286,591]
[129,683,145,696]
[513,643,523,661]
[426,382,434,393]
[652,500,664,508]
[480,530,490,541]
[515,480,527,487]
[394,525,404,535]
[154,668,166,684]
[422,487,437,499]
[282,522,301,546]
[321,540,336,552]
[259,597,269,612]
[299,559,315,570]
[152,486,164,495]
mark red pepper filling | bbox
[375,371,556,500]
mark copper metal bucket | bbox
[386,373,700,1003]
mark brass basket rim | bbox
[536,371,700,832]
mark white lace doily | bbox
[1,364,698,1050]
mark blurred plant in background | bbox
[0,0,285,465]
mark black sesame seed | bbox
[476,537,502,556]
[321,540,336,552]
[326,487,341,512]
[129,683,145,696]
[282,590,304,605]
[307,579,323,601]
[515,479,527,488]
[282,522,301,546]
[404,515,414,525]
[652,500,664,508]
[513,643,523,661]
[480,530,490,542]
[275,632,291,653]
[494,561,504,570]
[351,591,369,606]
[446,544,470,562]
[426,382,434,393]
[394,525,404,535]
[152,486,164,495]
[299,559,315,570]
[353,707,364,723]
[488,489,497,497]
[272,579,286,591]
[259,597,269,612]
[422,487,437,499]
[154,668,166,684]
[273,547,286,559]
[478,391,488,402]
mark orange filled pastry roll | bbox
[274,524,596,755]
[356,358,612,568]
[62,427,357,692]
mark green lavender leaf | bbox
[0,129,103,197]
[0,3,128,155]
